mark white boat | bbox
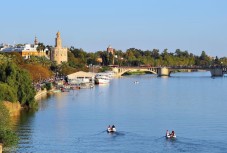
[107,127,116,133]
[105,71,115,79]
[95,76,110,84]
[95,73,110,84]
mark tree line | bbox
[68,47,227,68]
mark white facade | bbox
[67,71,96,84]
[0,44,38,52]
[0,43,48,59]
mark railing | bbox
[115,65,227,69]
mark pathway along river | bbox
[11,72,227,153]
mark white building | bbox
[0,37,48,59]
[67,71,96,84]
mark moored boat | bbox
[95,75,110,84]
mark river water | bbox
[11,72,227,153]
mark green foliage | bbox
[220,57,227,66]
[0,83,17,102]
[45,83,52,91]
[16,69,36,106]
[0,61,36,107]
[0,102,10,130]
[70,48,87,64]
[99,66,112,72]
[25,56,53,67]
[0,102,18,146]
[36,43,46,52]
[0,130,18,147]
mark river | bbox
[11,72,227,153]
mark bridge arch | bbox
[112,67,158,77]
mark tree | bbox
[36,43,45,52]
[23,64,52,81]
[151,49,160,59]
[0,61,36,107]
[0,83,17,102]
[16,69,36,106]
[199,51,211,66]
[213,56,221,66]
[0,101,18,146]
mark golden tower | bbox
[51,31,68,65]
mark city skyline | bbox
[0,0,227,57]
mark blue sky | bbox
[0,0,227,57]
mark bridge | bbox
[111,66,227,77]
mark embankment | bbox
[3,101,21,116]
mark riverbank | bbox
[3,88,54,117]
[35,89,48,100]
[3,101,21,117]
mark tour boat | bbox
[95,74,110,84]
[107,127,116,133]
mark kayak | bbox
[107,127,116,133]
[166,134,176,138]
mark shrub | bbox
[0,83,17,102]
[0,102,18,146]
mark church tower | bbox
[107,45,115,65]
[107,45,114,54]
[34,36,38,45]
[51,31,68,65]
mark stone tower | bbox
[34,36,38,45]
[107,45,114,54]
[55,31,62,48]
[107,45,115,65]
[51,31,68,65]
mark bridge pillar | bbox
[210,68,223,77]
[158,67,170,77]
[112,67,119,73]
[112,67,121,77]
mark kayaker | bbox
[166,130,169,136]
[171,130,175,136]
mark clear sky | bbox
[0,0,227,57]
